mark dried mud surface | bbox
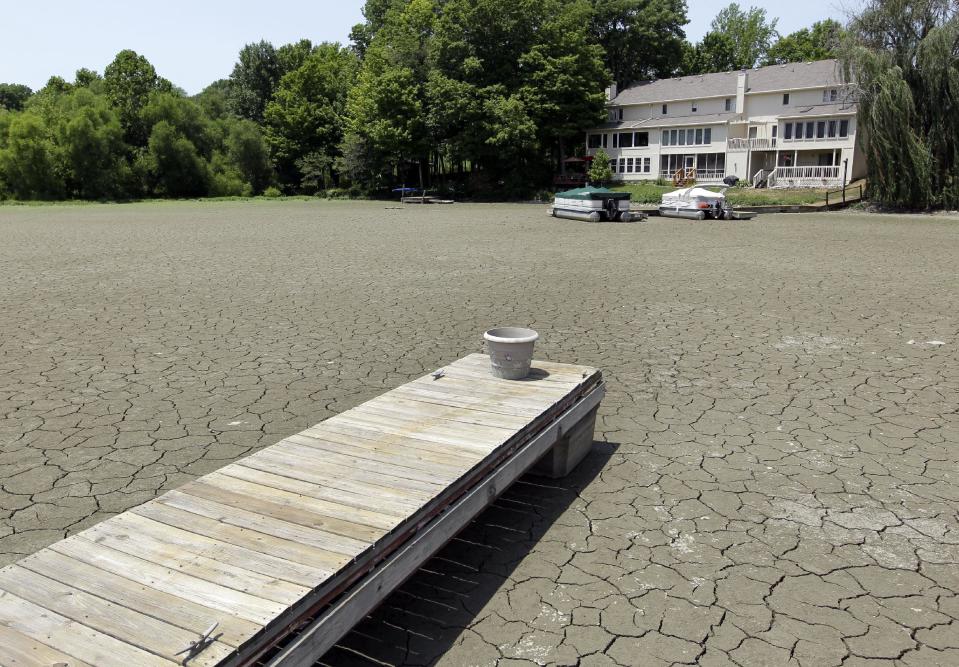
[0,201,957,666]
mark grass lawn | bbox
[611,182,830,206]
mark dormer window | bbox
[823,88,838,102]
[619,108,624,121]
[783,93,790,105]
[691,100,697,112]
[662,104,668,115]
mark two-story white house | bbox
[585,59,866,188]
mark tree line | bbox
[0,1,843,201]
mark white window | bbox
[618,108,624,120]
[644,157,651,173]
[691,100,698,112]
[783,93,790,105]
[619,157,626,172]
[704,128,711,144]
[823,88,838,102]
[662,103,668,115]
[662,130,669,146]
[626,158,635,173]
[725,98,732,111]
[609,159,616,173]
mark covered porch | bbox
[659,153,727,184]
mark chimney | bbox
[736,70,748,114]
[605,82,618,102]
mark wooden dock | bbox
[0,354,603,667]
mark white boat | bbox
[659,186,734,220]
[552,187,640,222]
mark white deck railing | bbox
[659,169,726,183]
[728,138,777,151]
[767,166,842,188]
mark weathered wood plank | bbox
[111,512,330,588]
[0,590,175,667]
[359,394,532,430]
[131,501,351,574]
[294,426,481,471]
[235,455,428,512]
[0,566,233,666]
[0,624,95,667]
[180,478,386,550]
[194,471,398,532]
[388,384,542,417]
[252,444,445,496]
[18,548,259,648]
[78,519,310,606]
[280,434,466,483]
[156,490,371,558]
[219,465,415,519]
[50,536,286,625]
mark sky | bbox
[1,0,854,96]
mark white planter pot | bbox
[484,327,539,380]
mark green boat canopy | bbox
[554,187,630,201]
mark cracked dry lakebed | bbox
[0,200,958,666]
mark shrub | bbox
[263,185,282,198]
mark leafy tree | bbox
[141,92,213,158]
[264,43,357,189]
[0,84,33,111]
[710,3,779,69]
[225,119,273,194]
[350,0,410,56]
[227,41,282,122]
[195,79,231,119]
[277,39,316,74]
[141,120,210,197]
[681,31,738,75]
[74,68,102,89]
[842,0,958,208]
[589,148,613,184]
[52,89,126,198]
[589,0,689,88]
[766,20,844,64]
[345,0,434,189]
[104,50,161,145]
[0,112,62,199]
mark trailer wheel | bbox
[695,211,706,221]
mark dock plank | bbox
[0,566,233,666]
[0,624,96,667]
[18,548,260,648]
[0,591,174,667]
[50,536,286,625]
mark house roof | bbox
[778,101,857,118]
[611,59,846,106]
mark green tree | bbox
[141,120,210,197]
[766,19,844,64]
[681,31,738,75]
[345,0,434,189]
[104,50,161,145]
[350,0,410,56]
[0,84,32,111]
[589,148,613,184]
[711,3,779,69]
[52,89,126,198]
[73,68,103,89]
[589,0,689,88]
[0,112,63,199]
[225,119,273,194]
[842,0,958,208]
[227,41,282,122]
[264,43,357,189]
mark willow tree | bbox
[842,0,959,208]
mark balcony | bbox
[728,138,777,151]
